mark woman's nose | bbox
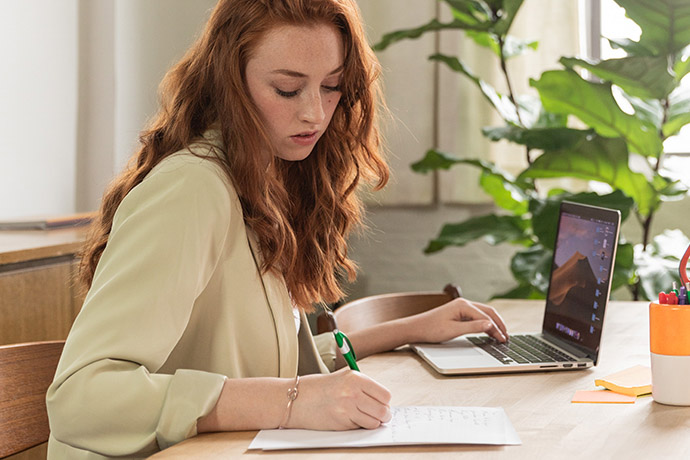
[299,90,326,125]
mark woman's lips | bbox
[290,131,318,146]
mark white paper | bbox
[249,406,521,450]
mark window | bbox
[582,0,690,189]
[597,0,690,158]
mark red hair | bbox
[79,0,388,310]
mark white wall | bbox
[113,0,218,170]
[0,0,217,218]
[76,0,115,212]
[0,0,78,219]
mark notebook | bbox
[411,201,621,375]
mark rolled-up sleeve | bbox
[47,154,232,457]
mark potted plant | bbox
[374,0,690,300]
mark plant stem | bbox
[497,36,524,127]
[497,35,531,168]
[632,92,670,300]
[642,95,671,250]
[641,213,653,251]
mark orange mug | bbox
[649,302,690,405]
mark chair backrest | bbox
[0,340,65,458]
[328,291,454,334]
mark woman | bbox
[46,0,508,458]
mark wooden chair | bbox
[0,340,65,458]
[317,284,462,334]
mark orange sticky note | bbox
[594,365,652,396]
[572,390,636,404]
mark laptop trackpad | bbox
[414,338,497,370]
[415,338,484,358]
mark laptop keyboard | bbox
[467,335,576,364]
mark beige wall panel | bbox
[345,204,518,302]
[358,0,437,205]
[436,17,499,204]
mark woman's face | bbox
[245,23,344,162]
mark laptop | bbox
[411,201,621,375]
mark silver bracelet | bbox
[279,375,300,429]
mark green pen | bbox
[334,329,359,371]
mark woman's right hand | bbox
[287,368,392,430]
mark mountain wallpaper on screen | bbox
[547,251,601,332]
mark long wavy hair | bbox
[79,0,388,310]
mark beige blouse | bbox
[46,139,336,459]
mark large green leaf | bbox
[634,251,678,301]
[510,245,552,294]
[482,126,593,151]
[612,242,636,294]
[519,135,658,216]
[430,53,520,124]
[615,0,690,55]
[466,30,537,59]
[650,229,690,258]
[620,93,663,130]
[653,171,688,200]
[633,230,690,301]
[560,56,676,100]
[424,214,531,254]
[530,70,663,157]
[675,52,690,81]
[411,149,463,173]
[411,150,531,214]
[444,0,493,26]
[663,85,690,137]
[506,94,567,129]
[478,171,530,214]
[490,0,524,35]
[373,18,486,52]
[410,150,524,184]
[444,0,524,35]
[606,38,655,57]
[373,0,527,52]
[527,104,568,129]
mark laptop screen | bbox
[542,201,621,361]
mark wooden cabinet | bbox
[0,228,87,346]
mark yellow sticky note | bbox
[594,365,652,396]
[572,390,636,403]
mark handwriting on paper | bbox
[249,406,521,450]
[388,406,496,443]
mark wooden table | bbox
[150,300,690,459]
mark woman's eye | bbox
[275,88,299,98]
[322,85,341,93]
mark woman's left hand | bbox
[403,297,508,344]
